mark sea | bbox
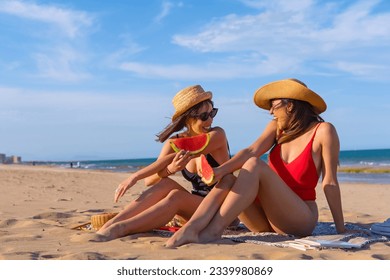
[34,149,390,184]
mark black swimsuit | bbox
[181,154,220,197]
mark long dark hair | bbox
[156,99,214,143]
[277,99,324,144]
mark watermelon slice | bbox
[170,133,210,154]
[200,154,215,185]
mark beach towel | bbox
[222,222,390,251]
[370,218,390,237]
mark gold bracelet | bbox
[166,166,174,176]
[157,166,173,178]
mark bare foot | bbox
[95,226,121,241]
[197,233,222,244]
[89,232,111,242]
[197,227,224,243]
[165,226,200,248]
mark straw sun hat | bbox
[253,79,327,114]
[172,85,212,121]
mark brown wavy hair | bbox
[156,99,214,143]
[277,99,324,144]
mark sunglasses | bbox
[194,108,218,121]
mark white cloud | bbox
[106,36,147,68]
[119,53,299,79]
[0,1,94,82]
[154,1,174,23]
[32,46,91,82]
[0,0,93,38]
[120,61,231,79]
[174,0,390,52]
[0,86,21,95]
[154,1,184,23]
[318,0,390,45]
[333,61,389,79]
[240,0,314,12]
[167,0,390,79]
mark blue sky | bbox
[1,0,389,161]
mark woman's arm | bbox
[214,120,277,180]
[114,153,176,202]
[319,123,346,233]
[198,127,230,163]
[144,140,176,186]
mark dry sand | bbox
[0,164,389,260]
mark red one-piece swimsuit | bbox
[268,123,321,201]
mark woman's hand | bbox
[212,166,224,182]
[168,150,194,173]
[114,174,137,202]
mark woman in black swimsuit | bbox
[96,85,232,241]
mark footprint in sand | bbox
[0,219,18,227]
[69,231,108,243]
[32,211,73,220]
[1,251,41,260]
[57,198,73,202]
[58,252,110,260]
[0,234,43,243]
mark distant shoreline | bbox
[3,162,390,174]
[338,166,390,174]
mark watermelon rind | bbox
[170,133,210,154]
[200,154,215,186]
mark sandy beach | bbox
[0,164,389,261]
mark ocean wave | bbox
[337,172,390,184]
[358,161,390,167]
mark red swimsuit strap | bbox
[310,122,322,142]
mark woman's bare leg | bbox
[197,161,262,242]
[198,157,318,243]
[238,202,273,232]
[244,160,318,236]
[165,174,236,248]
[99,178,183,232]
[97,189,203,240]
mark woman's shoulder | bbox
[209,126,227,138]
[316,122,339,143]
[210,126,225,133]
[317,122,337,134]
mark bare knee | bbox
[165,189,187,203]
[243,157,267,172]
[135,178,181,202]
[164,189,197,218]
[215,173,236,191]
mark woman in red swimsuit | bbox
[167,78,346,247]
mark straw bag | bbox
[72,212,118,231]
[91,212,118,230]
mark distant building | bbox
[0,153,5,163]
[0,153,22,164]
[8,155,22,164]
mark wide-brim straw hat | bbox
[172,85,212,121]
[253,79,327,114]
